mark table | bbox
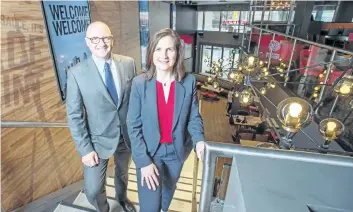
[233,115,262,127]
[201,84,224,93]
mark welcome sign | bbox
[41,1,91,102]
[49,4,90,36]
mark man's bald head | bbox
[85,21,113,60]
[86,21,112,37]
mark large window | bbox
[201,45,212,74]
[197,11,203,30]
[198,10,293,32]
[269,11,289,22]
[221,11,239,32]
[212,46,222,64]
[312,5,337,22]
[200,44,241,80]
[254,11,270,21]
[204,11,220,31]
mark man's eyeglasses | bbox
[86,36,113,44]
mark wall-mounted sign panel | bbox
[41,1,91,102]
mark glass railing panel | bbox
[199,142,353,212]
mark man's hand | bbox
[82,151,99,167]
[141,163,159,191]
[196,141,206,161]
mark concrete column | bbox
[292,1,315,39]
[334,1,353,22]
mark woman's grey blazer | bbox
[127,73,205,168]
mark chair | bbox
[207,93,218,101]
[229,116,235,125]
[232,134,240,144]
[255,134,269,142]
[200,91,209,100]
[248,105,258,111]
[237,110,249,116]
[239,133,254,141]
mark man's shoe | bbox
[119,199,136,212]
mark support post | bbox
[329,95,339,117]
[256,28,263,56]
[267,33,276,69]
[318,50,336,101]
[284,39,297,87]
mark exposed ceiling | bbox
[164,1,250,6]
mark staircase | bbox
[53,152,202,212]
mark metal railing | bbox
[1,121,68,128]
[244,24,353,100]
[253,23,297,36]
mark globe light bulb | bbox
[229,72,235,79]
[248,56,255,66]
[319,118,344,143]
[340,84,350,95]
[213,82,219,89]
[207,76,213,83]
[326,121,337,131]
[260,87,267,95]
[243,97,249,103]
[288,103,302,118]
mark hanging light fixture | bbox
[207,76,214,84]
[277,97,313,132]
[260,87,267,95]
[334,75,353,96]
[212,81,220,89]
[227,71,236,81]
[329,75,353,116]
[276,97,313,149]
[319,118,344,149]
[239,89,253,107]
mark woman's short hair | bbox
[143,28,186,82]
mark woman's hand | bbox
[141,163,160,190]
[196,141,206,161]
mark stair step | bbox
[105,178,198,203]
[71,188,191,212]
[54,202,95,212]
[105,182,193,210]
[72,191,135,211]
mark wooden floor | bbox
[199,95,234,178]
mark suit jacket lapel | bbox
[113,55,124,109]
[86,57,116,106]
[172,81,185,131]
[146,78,161,138]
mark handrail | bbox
[191,100,202,211]
[251,25,353,55]
[191,153,199,212]
[1,121,68,128]
[253,23,296,26]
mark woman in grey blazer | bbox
[127,28,205,212]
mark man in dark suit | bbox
[66,21,136,212]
